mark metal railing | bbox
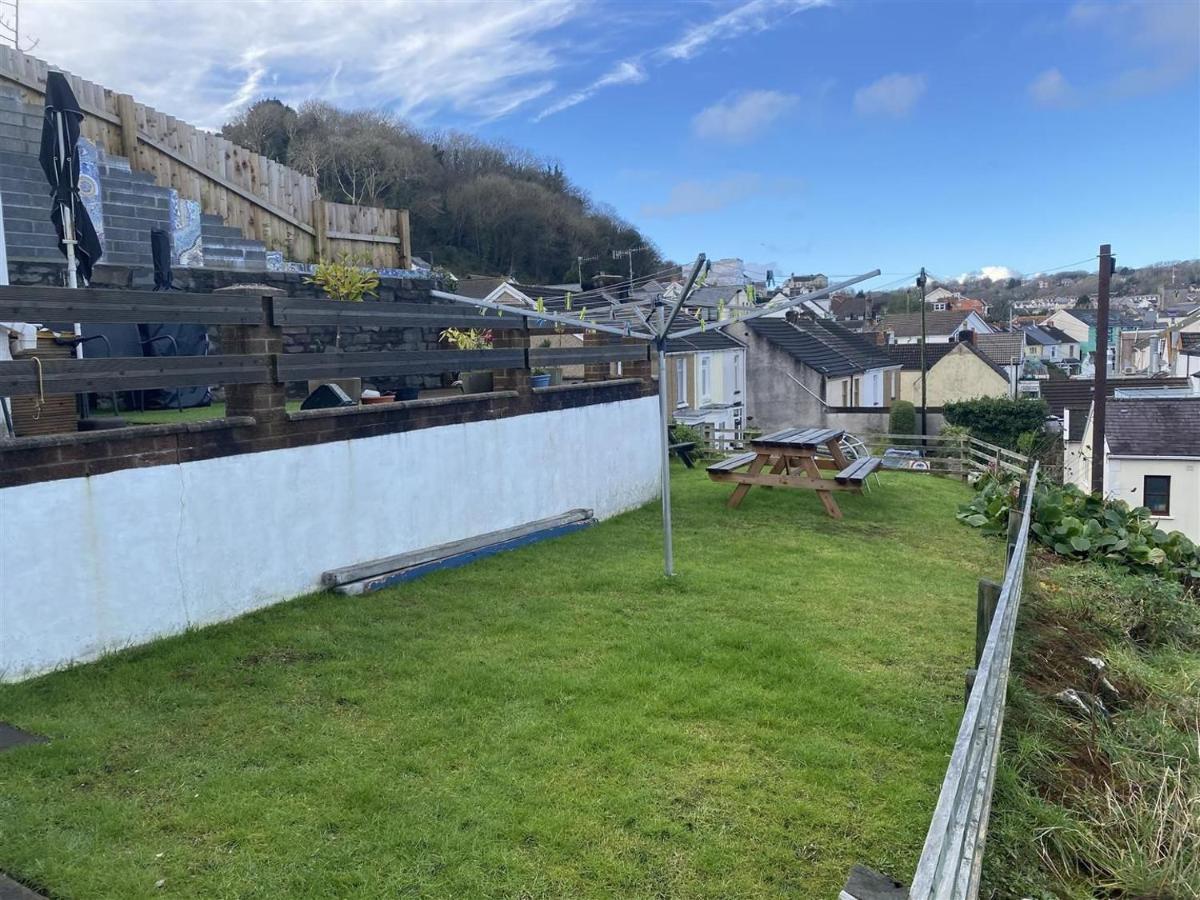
[907,460,1040,899]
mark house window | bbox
[733,353,741,395]
[674,358,687,408]
[1143,475,1171,515]
[699,354,712,405]
[841,380,849,406]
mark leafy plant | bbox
[889,400,916,445]
[943,397,1047,450]
[440,327,494,350]
[304,253,380,349]
[957,472,1200,585]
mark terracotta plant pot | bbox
[362,393,395,405]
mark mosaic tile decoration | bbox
[168,190,204,267]
[77,137,105,252]
[265,250,284,271]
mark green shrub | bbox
[889,400,916,444]
[944,397,1048,450]
[957,473,1200,586]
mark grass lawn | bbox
[0,468,1001,898]
[118,400,302,425]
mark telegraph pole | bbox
[575,254,597,288]
[917,268,928,439]
[613,245,648,298]
[1090,244,1113,496]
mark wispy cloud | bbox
[659,0,828,62]
[533,60,646,122]
[1061,0,1199,101]
[640,173,799,218]
[535,0,828,122]
[853,73,927,119]
[22,0,583,129]
[1028,68,1076,108]
[692,90,798,142]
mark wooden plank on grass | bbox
[322,508,594,587]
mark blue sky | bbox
[27,0,1200,287]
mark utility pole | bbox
[613,245,648,298]
[1090,243,1113,496]
[917,268,928,439]
[575,254,598,289]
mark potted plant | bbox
[304,254,380,402]
[441,326,494,393]
[530,368,552,388]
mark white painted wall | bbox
[0,396,661,681]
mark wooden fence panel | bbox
[272,297,499,329]
[529,344,649,366]
[0,354,269,396]
[0,285,266,324]
[277,349,525,382]
[0,46,409,267]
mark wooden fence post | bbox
[1005,506,1022,567]
[311,197,328,263]
[116,93,139,164]
[966,578,1002,701]
[398,208,412,269]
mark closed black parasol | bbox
[39,71,102,284]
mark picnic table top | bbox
[751,427,846,450]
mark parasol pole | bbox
[54,107,78,290]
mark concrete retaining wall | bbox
[0,395,660,681]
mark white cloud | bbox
[641,173,799,218]
[535,0,827,121]
[692,90,798,142]
[660,0,828,61]
[1065,0,1199,100]
[20,0,582,128]
[1028,68,1075,107]
[853,73,927,119]
[959,266,1022,283]
[533,60,646,122]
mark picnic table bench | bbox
[667,425,697,468]
[706,426,881,519]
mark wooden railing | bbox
[0,46,409,267]
[0,286,645,400]
[906,462,1039,899]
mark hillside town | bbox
[0,3,1197,900]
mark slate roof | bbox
[746,317,895,376]
[884,341,957,370]
[1040,376,1192,421]
[975,332,1026,366]
[1106,399,1200,457]
[452,276,517,300]
[1024,324,1076,346]
[1059,309,1152,328]
[880,309,983,338]
[685,285,748,309]
[665,313,744,353]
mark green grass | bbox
[116,400,302,425]
[982,557,1200,899]
[0,469,1000,899]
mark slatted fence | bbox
[0,45,409,267]
[0,285,645,402]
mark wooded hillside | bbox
[222,99,667,283]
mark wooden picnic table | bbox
[705,426,882,520]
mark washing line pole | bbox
[432,263,880,579]
[653,254,706,577]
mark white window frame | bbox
[674,357,687,409]
[699,354,712,406]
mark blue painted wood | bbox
[336,520,595,595]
